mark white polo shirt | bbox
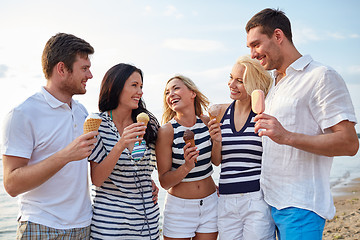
[261,55,357,219]
[1,87,92,229]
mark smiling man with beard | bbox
[1,33,97,239]
[246,8,359,239]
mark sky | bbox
[0,0,359,133]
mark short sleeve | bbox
[88,134,107,163]
[1,108,34,159]
[310,68,357,131]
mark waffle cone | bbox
[185,139,195,147]
[209,113,222,123]
[137,119,149,144]
[185,139,197,163]
[83,118,102,134]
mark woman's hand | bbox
[151,180,159,204]
[183,143,199,170]
[208,118,222,143]
[115,122,147,152]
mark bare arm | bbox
[207,118,222,166]
[205,104,228,166]
[155,123,198,190]
[3,131,98,197]
[90,122,146,187]
[254,113,359,157]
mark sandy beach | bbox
[323,178,360,239]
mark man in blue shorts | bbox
[2,33,98,239]
[245,8,359,239]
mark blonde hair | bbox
[236,55,273,96]
[162,75,209,124]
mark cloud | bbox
[163,38,225,52]
[350,34,360,39]
[348,65,360,75]
[293,25,360,44]
[327,32,346,40]
[144,5,152,14]
[164,5,183,19]
[293,27,322,44]
[0,64,9,78]
[326,32,360,40]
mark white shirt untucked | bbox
[261,55,357,220]
[1,87,92,229]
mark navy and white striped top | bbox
[219,101,262,195]
[88,112,160,240]
[170,116,213,182]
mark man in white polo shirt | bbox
[246,8,359,239]
[1,33,98,239]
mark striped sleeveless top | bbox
[170,116,213,182]
[219,101,262,195]
[88,112,160,239]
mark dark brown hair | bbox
[98,63,159,145]
[246,8,293,44]
[42,33,94,79]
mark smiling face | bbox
[228,63,250,102]
[165,78,196,112]
[246,26,283,71]
[119,71,143,110]
[61,54,92,95]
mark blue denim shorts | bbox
[271,206,325,240]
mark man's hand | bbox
[61,131,98,163]
[254,113,291,145]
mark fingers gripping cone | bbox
[83,114,102,134]
[183,129,197,163]
[136,112,149,144]
[251,89,265,114]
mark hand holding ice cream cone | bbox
[183,129,197,163]
[136,112,149,144]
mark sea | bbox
[1,148,360,239]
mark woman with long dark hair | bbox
[89,63,160,239]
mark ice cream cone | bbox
[183,129,197,163]
[208,104,222,123]
[83,114,102,134]
[136,112,149,144]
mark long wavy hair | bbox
[98,63,159,145]
[161,75,209,124]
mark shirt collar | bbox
[288,54,312,72]
[40,87,76,109]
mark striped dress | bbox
[170,116,213,182]
[89,112,160,240]
[219,101,263,195]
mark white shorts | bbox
[163,192,218,238]
[218,190,275,240]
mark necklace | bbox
[109,110,113,120]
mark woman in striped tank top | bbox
[208,56,275,240]
[156,75,219,240]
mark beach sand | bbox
[323,178,360,239]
